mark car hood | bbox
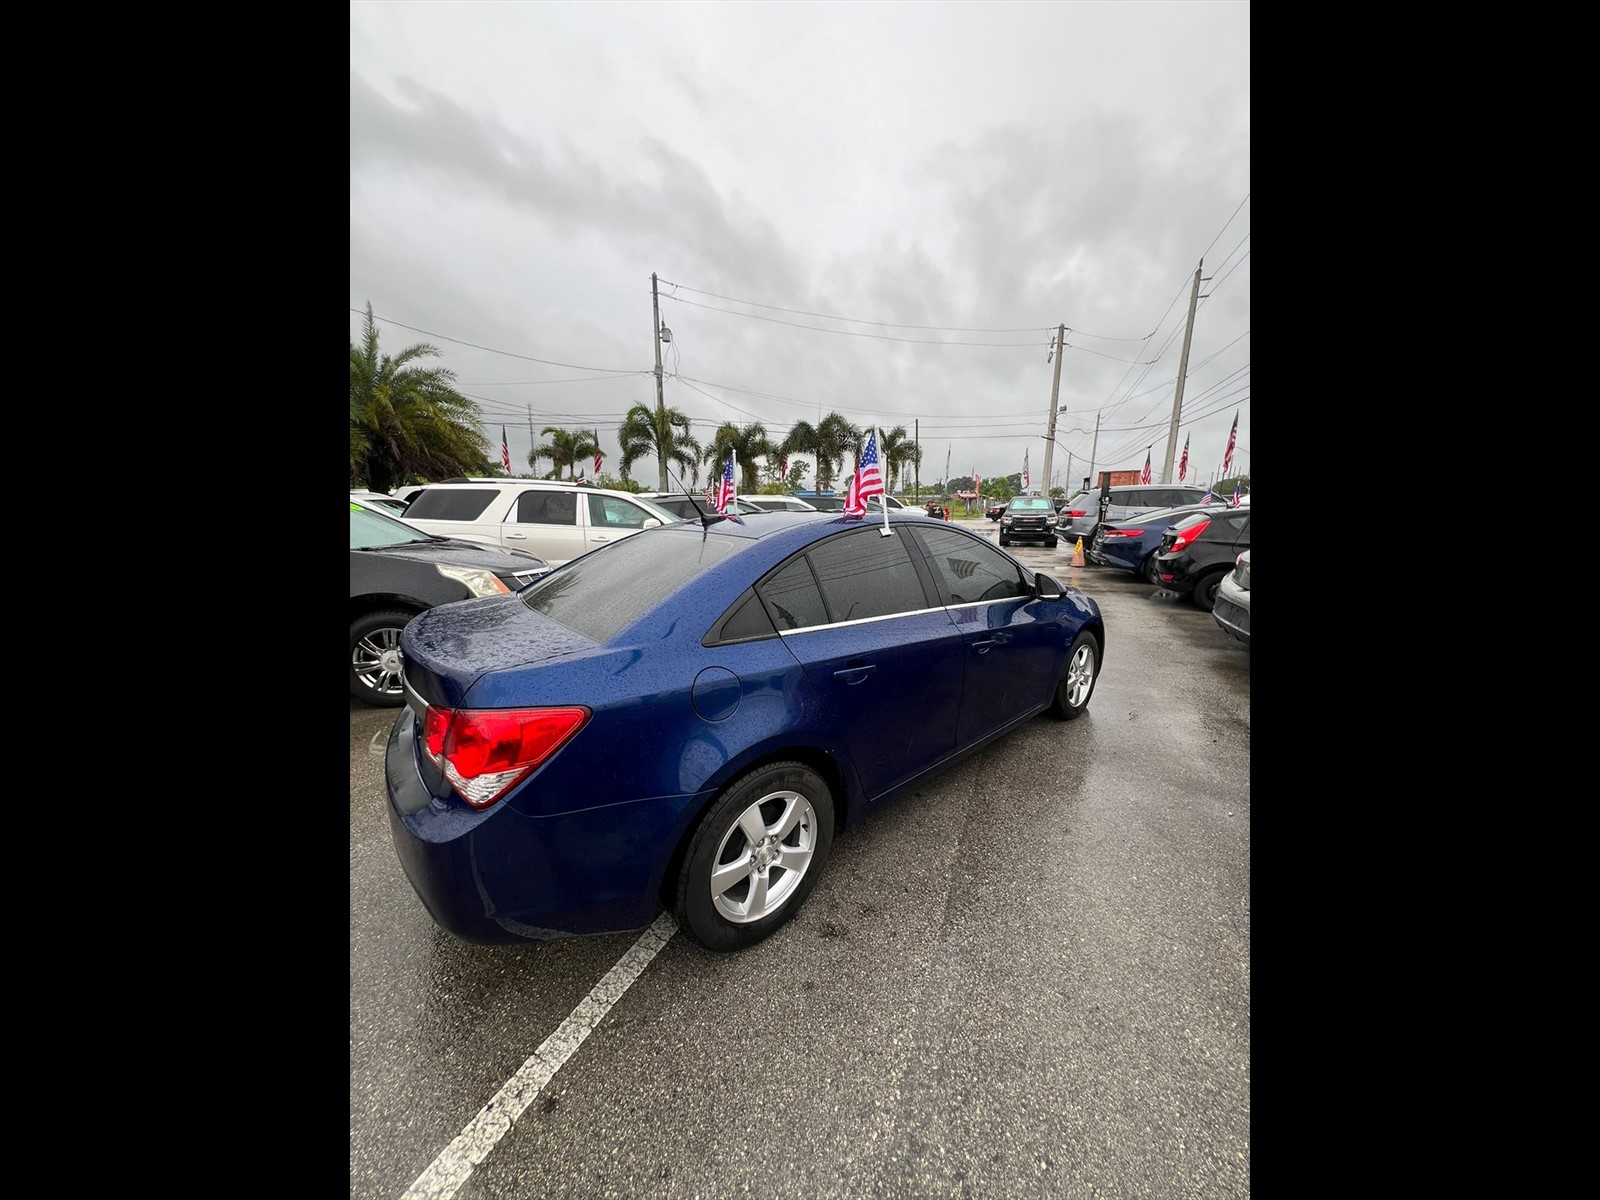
[360,539,549,571]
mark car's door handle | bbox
[832,665,876,684]
[972,638,998,653]
[591,535,611,542]
[505,532,527,539]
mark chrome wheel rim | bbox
[353,626,405,698]
[1063,642,1096,708]
[709,789,817,924]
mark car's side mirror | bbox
[642,518,663,529]
[1035,572,1064,599]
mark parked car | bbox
[806,495,845,512]
[986,501,1007,521]
[740,495,819,513]
[351,489,412,517]
[386,511,1104,950]
[400,480,681,566]
[349,500,551,707]
[1057,483,1210,548]
[636,492,763,520]
[1211,550,1250,644]
[1151,507,1252,608]
[1089,502,1231,583]
[998,496,1057,547]
[924,500,950,520]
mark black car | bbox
[997,496,1057,547]
[350,500,551,706]
[924,500,949,519]
[986,501,1007,521]
[1151,507,1251,608]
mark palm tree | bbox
[814,412,860,492]
[532,426,600,481]
[702,422,774,494]
[349,302,487,492]
[875,425,916,492]
[618,403,702,491]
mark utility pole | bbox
[1087,411,1102,489]
[1040,324,1065,498]
[1161,260,1205,483]
[650,272,671,490]
[914,418,919,500]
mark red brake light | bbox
[1170,517,1212,551]
[422,705,591,808]
[1103,528,1143,539]
[1067,509,1087,517]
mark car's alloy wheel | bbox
[350,608,414,707]
[1048,629,1100,721]
[676,762,835,950]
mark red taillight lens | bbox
[422,705,591,808]
[1170,518,1212,551]
[1068,509,1088,517]
[1102,528,1143,539]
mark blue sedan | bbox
[386,510,1105,951]
[1090,502,1230,582]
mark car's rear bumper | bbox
[384,706,705,942]
[1212,583,1251,642]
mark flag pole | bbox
[877,426,891,537]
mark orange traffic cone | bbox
[1071,537,1085,567]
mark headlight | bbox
[436,564,511,597]
[1001,516,1013,525]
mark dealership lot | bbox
[351,534,1250,1199]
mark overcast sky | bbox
[350,0,1250,495]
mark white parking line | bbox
[399,912,679,1200]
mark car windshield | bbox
[1009,497,1051,511]
[351,501,432,548]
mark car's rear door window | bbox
[587,494,659,529]
[758,558,830,631]
[516,490,577,524]
[805,529,930,623]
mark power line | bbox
[660,294,1051,347]
[351,308,646,374]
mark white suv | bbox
[400,480,681,566]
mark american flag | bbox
[780,454,789,479]
[1200,484,1214,504]
[1140,449,1152,485]
[1021,448,1029,491]
[844,429,884,517]
[1178,434,1189,482]
[715,451,737,514]
[1221,412,1238,478]
[501,427,511,474]
[593,450,603,475]
[973,469,981,495]
[1229,482,1242,508]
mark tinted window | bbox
[588,494,657,529]
[520,529,736,641]
[403,488,500,520]
[758,558,830,631]
[712,590,778,643]
[516,490,577,524]
[805,529,928,623]
[1170,512,1212,532]
[911,526,1029,604]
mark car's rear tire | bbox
[1191,569,1228,610]
[1142,553,1161,584]
[675,762,835,951]
[1048,629,1100,720]
[350,608,415,707]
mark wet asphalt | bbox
[350,523,1250,1199]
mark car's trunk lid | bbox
[400,595,596,713]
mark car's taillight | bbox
[1102,528,1143,539]
[422,705,591,808]
[1170,518,1212,551]
[1067,509,1087,517]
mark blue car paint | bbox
[388,512,1105,942]
[1092,504,1229,575]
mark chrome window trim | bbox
[776,604,951,635]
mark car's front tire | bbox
[675,762,835,951]
[1048,629,1100,720]
[350,608,416,707]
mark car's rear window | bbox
[403,488,501,520]
[519,528,738,642]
